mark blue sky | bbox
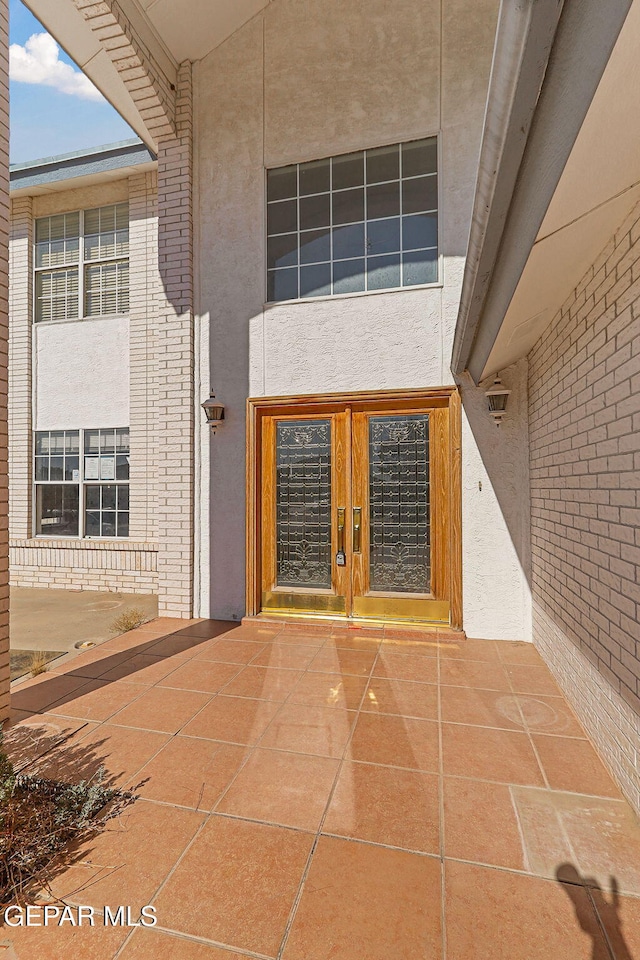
[10,0,135,164]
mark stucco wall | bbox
[193,0,531,634]
[529,201,640,813]
[34,316,129,431]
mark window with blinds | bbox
[34,203,130,322]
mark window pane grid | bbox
[267,138,438,302]
[34,204,129,323]
[34,427,129,539]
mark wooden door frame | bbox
[246,386,463,628]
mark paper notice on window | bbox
[84,457,100,480]
[101,457,116,480]
[72,469,80,482]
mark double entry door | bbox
[252,390,460,625]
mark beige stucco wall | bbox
[34,316,130,431]
[193,0,530,635]
[529,200,640,814]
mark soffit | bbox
[134,0,270,63]
[483,0,640,377]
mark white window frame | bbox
[33,427,130,540]
[265,136,441,304]
[33,203,130,324]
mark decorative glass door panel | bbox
[276,419,332,590]
[257,395,456,623]
[261,412,348,614]
[368,414,430,593]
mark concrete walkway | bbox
[5,618,640,958]
[10,587,158,653]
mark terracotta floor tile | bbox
[193,637,268,664]
[180,695,280,745]
[250,642,318,670]
[330,626,384,645]
[134,736,248,809]
[221,665,303,701]
[380,634,440,657]
[496,640,545,665]
[328,633,382,652]
[153,815,313,956]
[34,723,170,788]
[142,634,210,659]
[309,647,377,676]
[168,619,235,640]
[437,638,501,661]
[48,679,150,722]
[349,713,439,771]
[270,629,328,647]
[53,650,135,681]
[47,799,204,912]
[506,663,564,697]
[443,777,527,870]
[362,676,438,720]
[217,748,339,830]
[99,653,185,685]
[288,671,368,710]
[11,673,92,714]
[593,888,640,959]
[373,650,438,683]
[6,921,129,960]
[533,734,621,797]
[516,694,586,737]
[440,686,525,730]
[324,760,439,853]
[110,686,211,734]
[120,928,248,959]
[156,659,242,694]
[440,657,511,690]
[283,835,442,960]
[261,702,355,758]
[229,623,285,642]
[511,786,640,893]
[442,723,545,786]
[445,860,609,959]
[4,713,96,771]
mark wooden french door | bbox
[248,389,461,626]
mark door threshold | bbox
[243,613,465,638]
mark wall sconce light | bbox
[485,376,511,426]
[201,394,225,430]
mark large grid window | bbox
[35,203,129,322]
[34,427,130,538]
[266,138,438,302]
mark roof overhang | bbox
[10,140,157,198]
[453,0,635,383]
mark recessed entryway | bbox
[247,388,461,627]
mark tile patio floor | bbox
[4,617,640,959]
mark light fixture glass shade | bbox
[201,395,225,425]
[485,376,511,425]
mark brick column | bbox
[0,0,10,720]
[8,197,33,542]
[128,171,158,543]
[155,62,194,616]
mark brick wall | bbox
[0,0,8,721]
[529,201,640,813]
[155,62,194,617]
[128,169,158,542]
[9,539,157,593]
[8,197,32,540]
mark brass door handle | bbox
[337,508,345,553]
[353,507,362,553]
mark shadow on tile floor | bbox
[558,865,635,960]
